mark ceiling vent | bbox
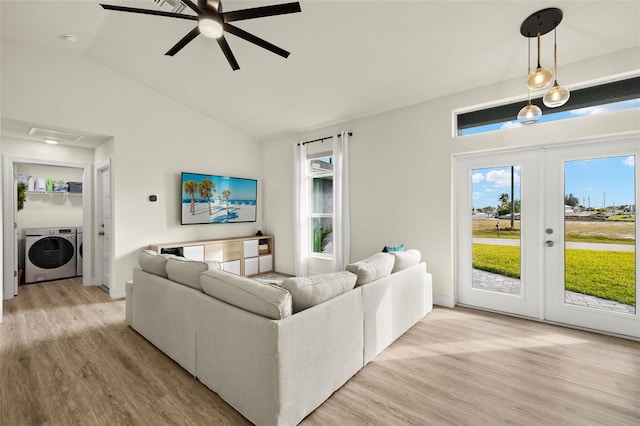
[152,0,186,14]
[28,127,84,143]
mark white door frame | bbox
[95,159,113,294]
[2,156,93,301]
[454,148,543,319]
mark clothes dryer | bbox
[24,227,77,283]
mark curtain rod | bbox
[298,132,353,146]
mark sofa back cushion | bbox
[200,269,292,320]
[346,252,395,286]
[138,249,172,278]
[391,249,422,273]
[281,271,358,313]
[166,257,219,291]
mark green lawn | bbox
[472,244,636,306]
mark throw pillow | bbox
[382,243,404,253]
[201,269,292,320]
[346,252,395,286]
[391,249,422,273]
[138,249,171,277]
[281,271,357,313]
[166,257,219,291]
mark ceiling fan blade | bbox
[222,2,301,23]
[181,0,202,15]
[100,4,197,21]
[223,23,290,58]
[165,27,200,56]
[216,36,240,70]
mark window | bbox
[456,76,640,136]
[309,155,333,256]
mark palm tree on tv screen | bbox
[198,178,216,215]
[184,180,197,215]
[221,189,231,214]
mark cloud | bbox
[570,106,606,117]
[486,169,521,187]
[500,121,522,130]
[471,172,485,183]
[623,156,635,167]
[472,192,483,200]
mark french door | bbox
[456,137,639,338]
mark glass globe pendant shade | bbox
[543,82,570,107]
[517,103,542,125]
[198,17,223,38]
[527,66,553,90]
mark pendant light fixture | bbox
[543,28,571,107]
[518,38,542,124]
[527,31,553,90]
[518,7,567,123]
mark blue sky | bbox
[472,155,635,209]
[182,173,257,200]
[565,156,635,208]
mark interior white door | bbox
[455,150,543,318]
[543,139,639,338]
[96,164,111,290]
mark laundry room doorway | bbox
[2,157,93,300]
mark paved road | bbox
[473,238,635,252]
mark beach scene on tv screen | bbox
[182,173,257,224]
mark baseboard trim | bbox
[433,294,455,308]
[109,288,126,300]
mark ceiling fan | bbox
[100,0,301,70]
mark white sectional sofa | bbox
[126,250,432,425]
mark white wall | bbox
[262,47,640,305]
[2,39,262,298]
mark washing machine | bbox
[76,227,83,276]
[24,227,77,283]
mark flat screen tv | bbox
[181,172,257,225]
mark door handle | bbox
[545,240,554,247]
[98,231,105,236]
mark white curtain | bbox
[332,131,351,271]
[293,142,309,276]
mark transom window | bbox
[456,76,640,136]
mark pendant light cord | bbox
[536,32,542,67]
[553,28,558,83]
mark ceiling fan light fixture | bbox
[198,16,223,39]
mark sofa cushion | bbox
[166,257,218,291]
[346,253,395,286]
[391,249,422,273]
[281,271,357,313]
[138,249,171,278]
[200,269,292,320]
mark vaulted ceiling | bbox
[2,1,639,142]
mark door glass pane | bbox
[564,156,636,314]
[471,166,521,295]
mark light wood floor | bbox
[2,279,639,425]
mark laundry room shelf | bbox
[26,191,82,196]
